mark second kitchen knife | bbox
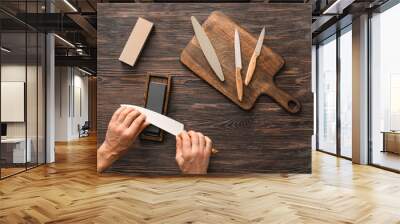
[121,104,184,136]
[245,26,265,86]
[191,16,225,82]
[234,29,243,102]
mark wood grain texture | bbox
[181,11,300,113]
[97,3,312,175]
[2,136,400,223]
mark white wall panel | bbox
[1,82,25,122]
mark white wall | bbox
[72,73,89,138]
[54,67,89,141]
[55,67,69,141]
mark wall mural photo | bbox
[97,3,312,175]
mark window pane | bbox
[340,27,352,158]
[318,36,337,154]
[371,3,400,171]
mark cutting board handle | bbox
[266,84,301,114]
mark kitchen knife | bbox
[121,104,184,136]
[244,26,265,86]
[191,16,225,82]
[121,104,218,154]
[234,29,243,102]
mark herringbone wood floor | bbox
[1,135,400,224]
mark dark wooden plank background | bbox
[97,3,313,175]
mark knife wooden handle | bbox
[235,67,243,101]
[245,52,258,86]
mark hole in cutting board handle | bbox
[288,100,300,113]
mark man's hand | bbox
[175,131,212,174]
[97,106,149,173]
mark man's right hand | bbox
[175,131,213,174]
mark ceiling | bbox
[1,31,46,64]
[1,0,97,73]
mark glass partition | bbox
[0,1,46,179]
[317,35,337,154]
[1,14,28,177]
[316,24,354,160]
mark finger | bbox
[176,135,183,157]
[110,106,125,123]
[176,156,184,169]
[123,110,140,127]
[128,114,146,134]
[198,132,206,155]
[139,121,150,131]
[181,131,191,159]
[205,136,212,157]
[188,130,199,155]
[175,136,184,166]
[117,107,134,123]
[177,131,184,136]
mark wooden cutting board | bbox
[180,11,301,113]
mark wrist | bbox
[100,142,119,159]
[97,142,120,173]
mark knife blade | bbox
[234,29,243,101]
[245,26,265,86]
[234,29,242,69]
[191,16,225,82]
[121,104,219,154]
[254,26,265,56]
[121,104,184,136]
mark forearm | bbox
[97,142,121,173]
